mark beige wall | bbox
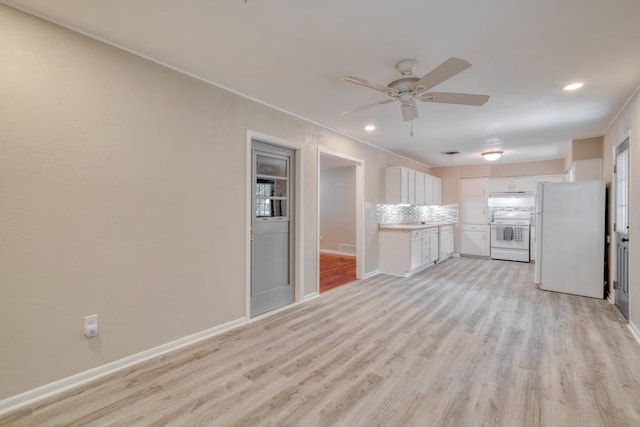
[320,166,356,251]
[572,137,604,161]
[564,136,604,171]
[0,6,429,399]
[603,86,640,328]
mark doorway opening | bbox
[614,136,630,319]
[318,149,364,293]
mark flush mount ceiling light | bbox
[563,82,584,91]
[481,151,503,161]
[364,124,376,132]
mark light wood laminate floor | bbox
[3,257,640,426]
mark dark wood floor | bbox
[319,252,356,293]
[3,258,640,426]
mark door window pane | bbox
[255,199,287,218]
[256,155,287,177]
[616,145,629,234]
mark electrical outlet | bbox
[84,314,98,338]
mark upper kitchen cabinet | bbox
[423,174,434,205]
[431,176,442,205]
[415,172,425,205]
[385,166,410,204]
[488,177,535,194]
[460,196,489,224]
[460,177,488,197]
[385,166,441,205]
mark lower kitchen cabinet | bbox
[439,225,454,261]
[460,224,490,256]
[428,228,439,262]
[380,228,439,276]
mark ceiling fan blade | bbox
[341,98,396,116]
[413,57,472,93]
[342,76,398,96]
[418,92,489,106]
[401,100,419,122]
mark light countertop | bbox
[378,222,456,231]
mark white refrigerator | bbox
[534,181,605,298]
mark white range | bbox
[490,211,530,262]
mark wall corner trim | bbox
[0,317,248,417]
[628,321,640,347]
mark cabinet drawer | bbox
[462,224,485,231]
[410,230,421,239]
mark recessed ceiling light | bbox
[481,151,503,161]
[563,82,584,91]
[365,124,376,132]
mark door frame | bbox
[246,130,304,319]
[609,129,631,306]
[317,147,365,293]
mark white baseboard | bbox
[0,317,247,417]
[320,249,356,257]
[303,292,319,301]
[629,321,640,347]
[361,269,380,279]
[607,293,615,304]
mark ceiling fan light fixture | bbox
[482,151,503,161]
[563,82,584,91]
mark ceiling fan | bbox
[341,57,489,122]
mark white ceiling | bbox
[5,0,640,166]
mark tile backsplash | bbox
[488,196,535,224]
[377,204,459,224]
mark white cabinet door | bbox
[408,169,416,205]
[460,196,488,224]
[415,172,425,205]
[488,178,512,193]
[439,226,454,261]
[429,229,439,261]
[424,174,434,205]
[385,166,412,204]
[460,178,488,197]
[489,177,535,193]
[432,176,442,205]
[512,177,535,192]
[461,225,489,256]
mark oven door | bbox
[490,224,530,249]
